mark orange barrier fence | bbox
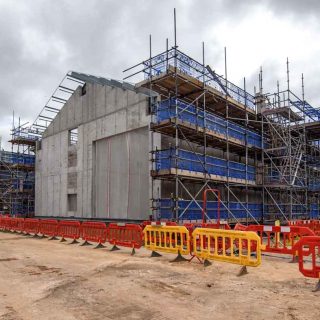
[10,218,25,232]
[293,236,320,278]
[234,223,247,231]
[108,223,143,252]
[289,220,320,236]
[0,216,11,231]
[39,219,59,238]
[81,222,107,245]
[58,220,81,242]
[23,219,40,235]
[245,225,315,256]
[1,215,319,287]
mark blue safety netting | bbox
[154,148,256,181]
[154,99,264,148]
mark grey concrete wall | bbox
[36,82,152,219]
[93,127,149,220]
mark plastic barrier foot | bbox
[313,280,320,292]
[94,243,105,249]
[32,234,40,239]
[290,256,299,263]
[110,245,120,251]
[69,239,79,245]
[48,236,59,241]
[203,259,212,267]
[131,248,136,256]
[170,251,188,263]
[237,266,248,277]
[60,237,67,242]
[151,251,162,257]
[80,240,92,246]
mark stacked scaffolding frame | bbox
[124,35,320,223]
[124,41,263,224]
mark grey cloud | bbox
[0,0,319,149]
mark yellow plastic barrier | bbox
[192,228,261,267]
[143,225,190,255]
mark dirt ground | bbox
[0,232,319,320]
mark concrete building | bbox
[35,46,320,223]
[35,72,156,220]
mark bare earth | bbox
[0,232,319,320]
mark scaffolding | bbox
[124,20,320,223]
[124,35,262,224]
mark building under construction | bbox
[1,38,320,223]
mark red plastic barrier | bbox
[0,216,4,230]
[58,220,81,240]
[234,223,247,231]
[10,218,25,232]
[246,225,315,256]
[314,222,320,236]
[233,223,257,251]
[39,219,59,238]
[81,222,107,244]
[294,236,320,278]
[0,216,11,231]
[23,218,40,235]
[108,223,143,249]
[289,220,320,236]
[203,222,231,230]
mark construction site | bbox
[0,6,320,320]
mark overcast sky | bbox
[0,0,319,149]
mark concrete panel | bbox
[88,83,96,122]
[100,113,116,138]
[36,82,153,220]
[126,104,141,131]
[59,101,68,133]
[95,84,107,118]
[73,87,83,126]
[93,127,149,220]
[67,92,75,129]
[115,109,127,134]
[105,86,117,114]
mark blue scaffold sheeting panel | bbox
[156,198,263,220]
[0,151,35,165]
[154,148,256,181]
[310,204,319,218]
[155,99,264,148]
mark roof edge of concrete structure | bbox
[68,71,158,97]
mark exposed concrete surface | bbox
[0,232,319,320]
[36,81,153,219]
